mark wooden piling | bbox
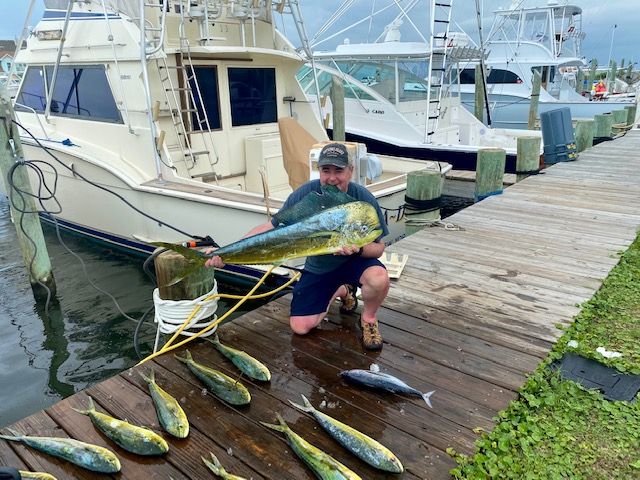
[475,148,506,202]
[0,93,56,298]
[474,64,485,123]
[515,136,541,182]
[611,109,628,135]
[528,70,542,130]
[154,248,215,301]
[594,113,613,140]
[330,75,345,142]
[574,120,595,152]
[404,170,442,236]
[625,105,637,127]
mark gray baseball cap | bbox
[317,143,350,168]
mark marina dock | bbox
[2,130,640,479]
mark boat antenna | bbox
[475,0,492,126]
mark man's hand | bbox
[334,245,362,256]
[204,248,225,268]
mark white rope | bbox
[152,281,220,353]
[406,216,465,231]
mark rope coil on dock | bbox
[152,282,220,351]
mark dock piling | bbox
[475,148,506,202]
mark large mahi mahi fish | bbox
[152,185,382,284]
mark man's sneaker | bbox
[360,319,383,350]
[339,284,358,314]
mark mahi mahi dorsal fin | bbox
[272,185,357,226]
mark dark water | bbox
[0,198,275,428]
[441,195,473,219]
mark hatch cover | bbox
[549,353,640,402]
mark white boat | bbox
[7,0,447,285]
[453,1,637,129]
[298,0,543,173]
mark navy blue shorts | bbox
[290,257,386,316]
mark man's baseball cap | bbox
[317,143,350,168]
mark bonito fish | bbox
[289,394,403,473]
[202,452,248,480]
[152,185,382,284]
[0,428,121,473]
[206,334,271,382]
[174,350,251,405]
[261,413,362,480]
[72,397,169,455]
[139,369,189,438]
[340,363,435,408]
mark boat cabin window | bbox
[531,65,555,84]
[228,67,277,127]
[16,65,122,123]
[457,68,522,84]
[189,66,221,131]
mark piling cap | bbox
[317,143,351,168]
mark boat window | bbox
[228,67,277,127]
[189,66,221,130]
[16,65,122,123]
[295,65,314,90]
[456,68,521,84]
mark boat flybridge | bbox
[9,0,447,285]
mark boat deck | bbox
[2,130,640,479]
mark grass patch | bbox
[448,233,640,479]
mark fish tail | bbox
[260,412,288,433]
[174,350,193,364]
[0,428,21,441]
[139,369,154,384]
[202,452,225,474]
[71,396,96,415]
[288,394,314,413]
[423,390,436,409]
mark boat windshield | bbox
[299,61,431,104]
[16,65,122,123]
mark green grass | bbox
[448,233,640,479]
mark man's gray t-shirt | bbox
[271,180,389,274]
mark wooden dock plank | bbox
[2,129,640,479]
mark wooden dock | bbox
[2,130,640,479]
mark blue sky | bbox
[2,1,637,67]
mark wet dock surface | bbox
[2,130,640,479]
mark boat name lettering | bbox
[120,74,131,80]
[372,109,385,114]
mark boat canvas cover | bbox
[278,117,315,190]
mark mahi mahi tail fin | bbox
[71,396,96,415]
[423,390,436,409]
[202,452,226,475]
[149,242,210,286]
[138,369,155,385]
[260,412,289,433]
[287,394,315,413]
[174,350,193,365]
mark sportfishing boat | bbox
[8,0,447,285]
[453,1,637,129]
[299,0,543,173]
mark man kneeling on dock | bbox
[205,143,390,350]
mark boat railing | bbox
[13,103,51,141]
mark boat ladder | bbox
[141,1,219,179]
[425,0,453,143]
